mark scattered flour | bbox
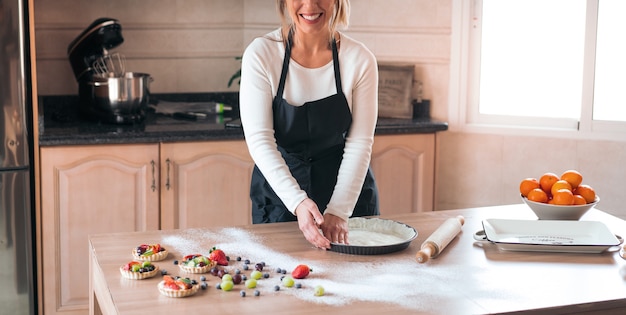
[160,227,454,314]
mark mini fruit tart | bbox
[178,254,215,273]
[158,275,200,298]
[132,243,168,261]
[120,261,159,280]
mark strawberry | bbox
[123,261,140,271]
[163,275,180,290]
[162,275,176,284]
[291,264,311,279]
[165,282,180,290]
[208,247,228,266]
[183,254,202,261]
[175,278,193,290]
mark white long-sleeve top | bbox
[239,28,378,221]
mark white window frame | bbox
[448,0,626,142]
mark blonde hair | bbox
[275,0,350,45]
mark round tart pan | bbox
[119,264,160,280]
[132,249,169,262]
[329,217,417,255]
[157,281,200,298]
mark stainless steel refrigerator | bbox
[0,0,37,314]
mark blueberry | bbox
[200,275,206,281]
[254,290,260,296]
[240,290,246,297]
[215,283,221,290]
[226,256,230,261]
[244,259,250,264]
[274,285,280,291]
[236,256,242,261]
[173,260,178,265]
[276,268,282,273]
[191,279,198,285]
[201,282,208,290]
[160,269,168,275]
[235,269,241,275]
[263,273,269,279]
[281,269,286,274]
[243,264,249,270]
[295,283,302,289]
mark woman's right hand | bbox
[295,198,331,249]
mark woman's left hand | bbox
[321,214,349,244]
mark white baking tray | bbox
[474,219,621,253]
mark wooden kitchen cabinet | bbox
[40,144,160,315]
[160,140,255,229]
[39,135,434,314]
[159,135,436,226]
[371,133,435,214]
[39,140,254,314]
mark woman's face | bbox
[286,0,336,36]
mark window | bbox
[593,0,626,122]
[449,0,626,139]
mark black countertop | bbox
[39,93,448,147]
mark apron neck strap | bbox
[276,30,342,99]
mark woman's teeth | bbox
[301,13,322,21]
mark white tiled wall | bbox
[33,0,626,218]
[33,0,450,119]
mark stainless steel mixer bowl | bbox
[88,72,152,115]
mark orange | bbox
[574,184,596,203]
[552,189,574,205]
[561,170,583,189]
[539,172,559,194]
[550,180,572,196]
[519,178,540,197]
[573,194,587,205]
[527,188,548,203]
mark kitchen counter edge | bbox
[38,94,448,147]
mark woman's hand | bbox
[320,213,349,244]
[295,198,331,249]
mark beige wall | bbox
[33,0,626,218]
[33,0,450,117]
[436,132,626,218]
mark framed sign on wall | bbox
[377,63,415,119]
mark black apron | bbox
[250,33,379,224]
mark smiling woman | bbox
[239,0,381,249]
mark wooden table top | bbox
[89,204,626,315]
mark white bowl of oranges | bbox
[520,170,599,220]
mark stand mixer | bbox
[68,18,150,124]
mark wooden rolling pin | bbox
[415,215,465,263]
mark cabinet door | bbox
[160,140,254,229]
[371,134,435,214]
[40,144,159,315]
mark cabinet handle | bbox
[150,160,156,192]
[165,158,171,190]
